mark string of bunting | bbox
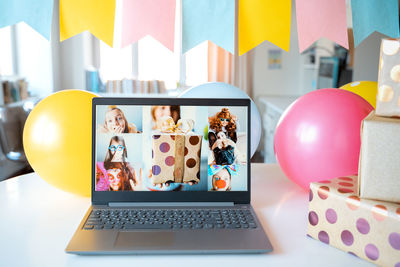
[0,0,400,54]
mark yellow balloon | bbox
[23,90,98,197]
[340,81,377,108]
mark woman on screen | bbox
[105,162,142,191]
[103,136,140,190]
[151,105,181,130]
[104,136,129,164]
[98,105,140,134]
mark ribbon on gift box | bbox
[159,116,194,134]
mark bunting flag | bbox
[239,0,291,55]
[0,0,53,40]
[4,0,400,55]
[121,0,176,51]
[182,0,234,54]
[60,0,116,47]
[351,0,400,47]
[296,0,348,53]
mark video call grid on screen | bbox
[95,104,248,192]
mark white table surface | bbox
[0,163,373,267]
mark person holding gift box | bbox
[151,116,202,187]
[151,105,181,130]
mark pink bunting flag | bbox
[296,0,348,53]
[121,0,176,50]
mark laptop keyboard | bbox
[83,208,257,230]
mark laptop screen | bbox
[94,103,248,193]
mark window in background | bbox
[0,27,14,76]
[185,41,208,86]
[15,22,53,97]
[99,41,133,81]
[138,36,178,89]
[99,38,213,90]
[97,0,209,91]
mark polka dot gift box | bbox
[151,117,202,184]
[308,176,400,266]
[358,110,400,203]
[377,38,400,117]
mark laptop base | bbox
[66,204,273,255]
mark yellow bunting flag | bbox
[239,0,291,55]
[60,0,116,47]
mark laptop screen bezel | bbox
[92,97,251,205]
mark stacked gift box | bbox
[307,38,400,266]
[308,176,400,266]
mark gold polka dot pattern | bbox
[377,39,400,115]
[390,65,400,82]
[378,85,394,102]
[371,205,388,221]
[307,175,400,266]
[382,39,400,55]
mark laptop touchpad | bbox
[114,232,175,248]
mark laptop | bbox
[66,97,273,254]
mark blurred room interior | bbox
[0,1,383,180]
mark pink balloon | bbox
[274,89,374,189]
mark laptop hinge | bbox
[108,202,235,207]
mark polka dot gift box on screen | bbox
[358,110,400,203]
[377,38,400,117]
[308,176,400,266]
[151,133,202,184]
